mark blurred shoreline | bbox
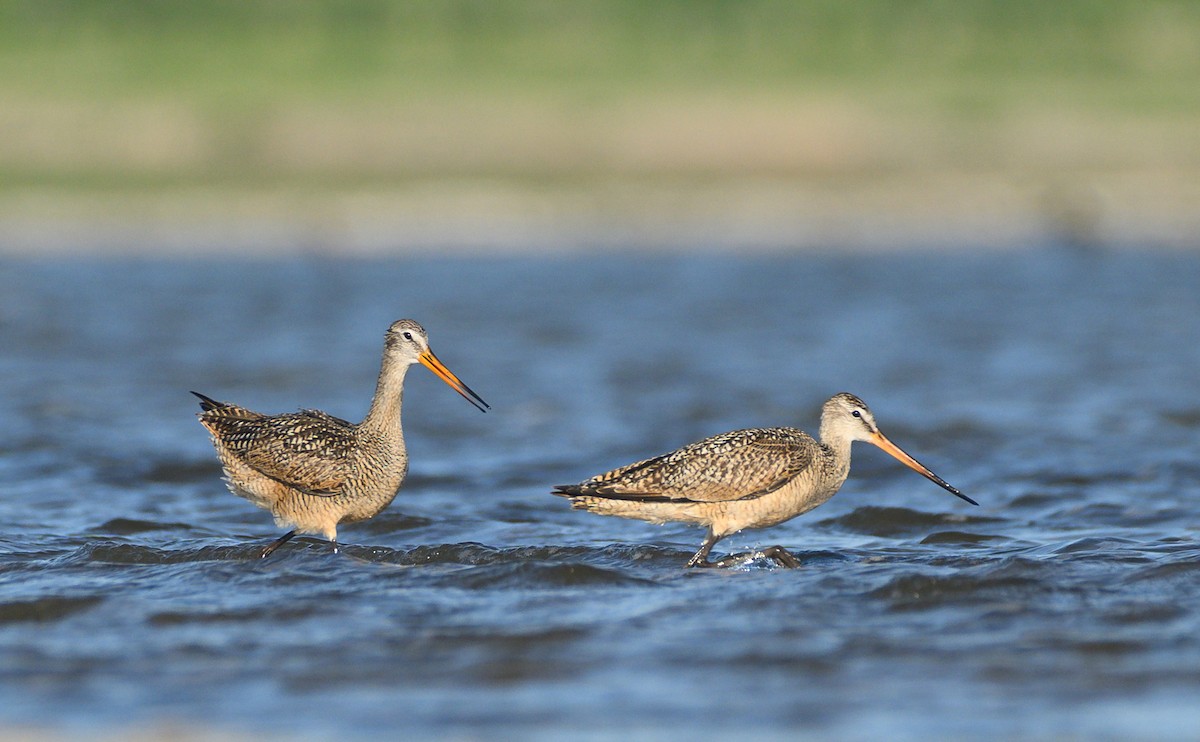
[1,170,1196,255]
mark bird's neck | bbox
[359,355,409,438]
[818,424,854,478]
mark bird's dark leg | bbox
[685,531,722,568]
[259,530,297,559]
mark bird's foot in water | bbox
[692,545,801,569]
[756,545,801,568]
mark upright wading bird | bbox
[194,319,488,557]
[554,392,975,568]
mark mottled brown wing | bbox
[566,427,816,504]
[202,408,355,497]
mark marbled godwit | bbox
[194,319,488,557]
[554,392,975,568]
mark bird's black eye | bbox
[402,332,414,341]
[851,410,862,418]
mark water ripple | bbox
[819,505,1002,537]
[868,570,1048,611]
[0,595,104,624]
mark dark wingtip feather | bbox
[190,391,224,411]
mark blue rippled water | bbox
[1,247,1199,740]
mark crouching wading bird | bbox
[193,319,488,558]
[554,392,975,568]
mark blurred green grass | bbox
[5,0,1198,100]
[0,0,1197,241]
